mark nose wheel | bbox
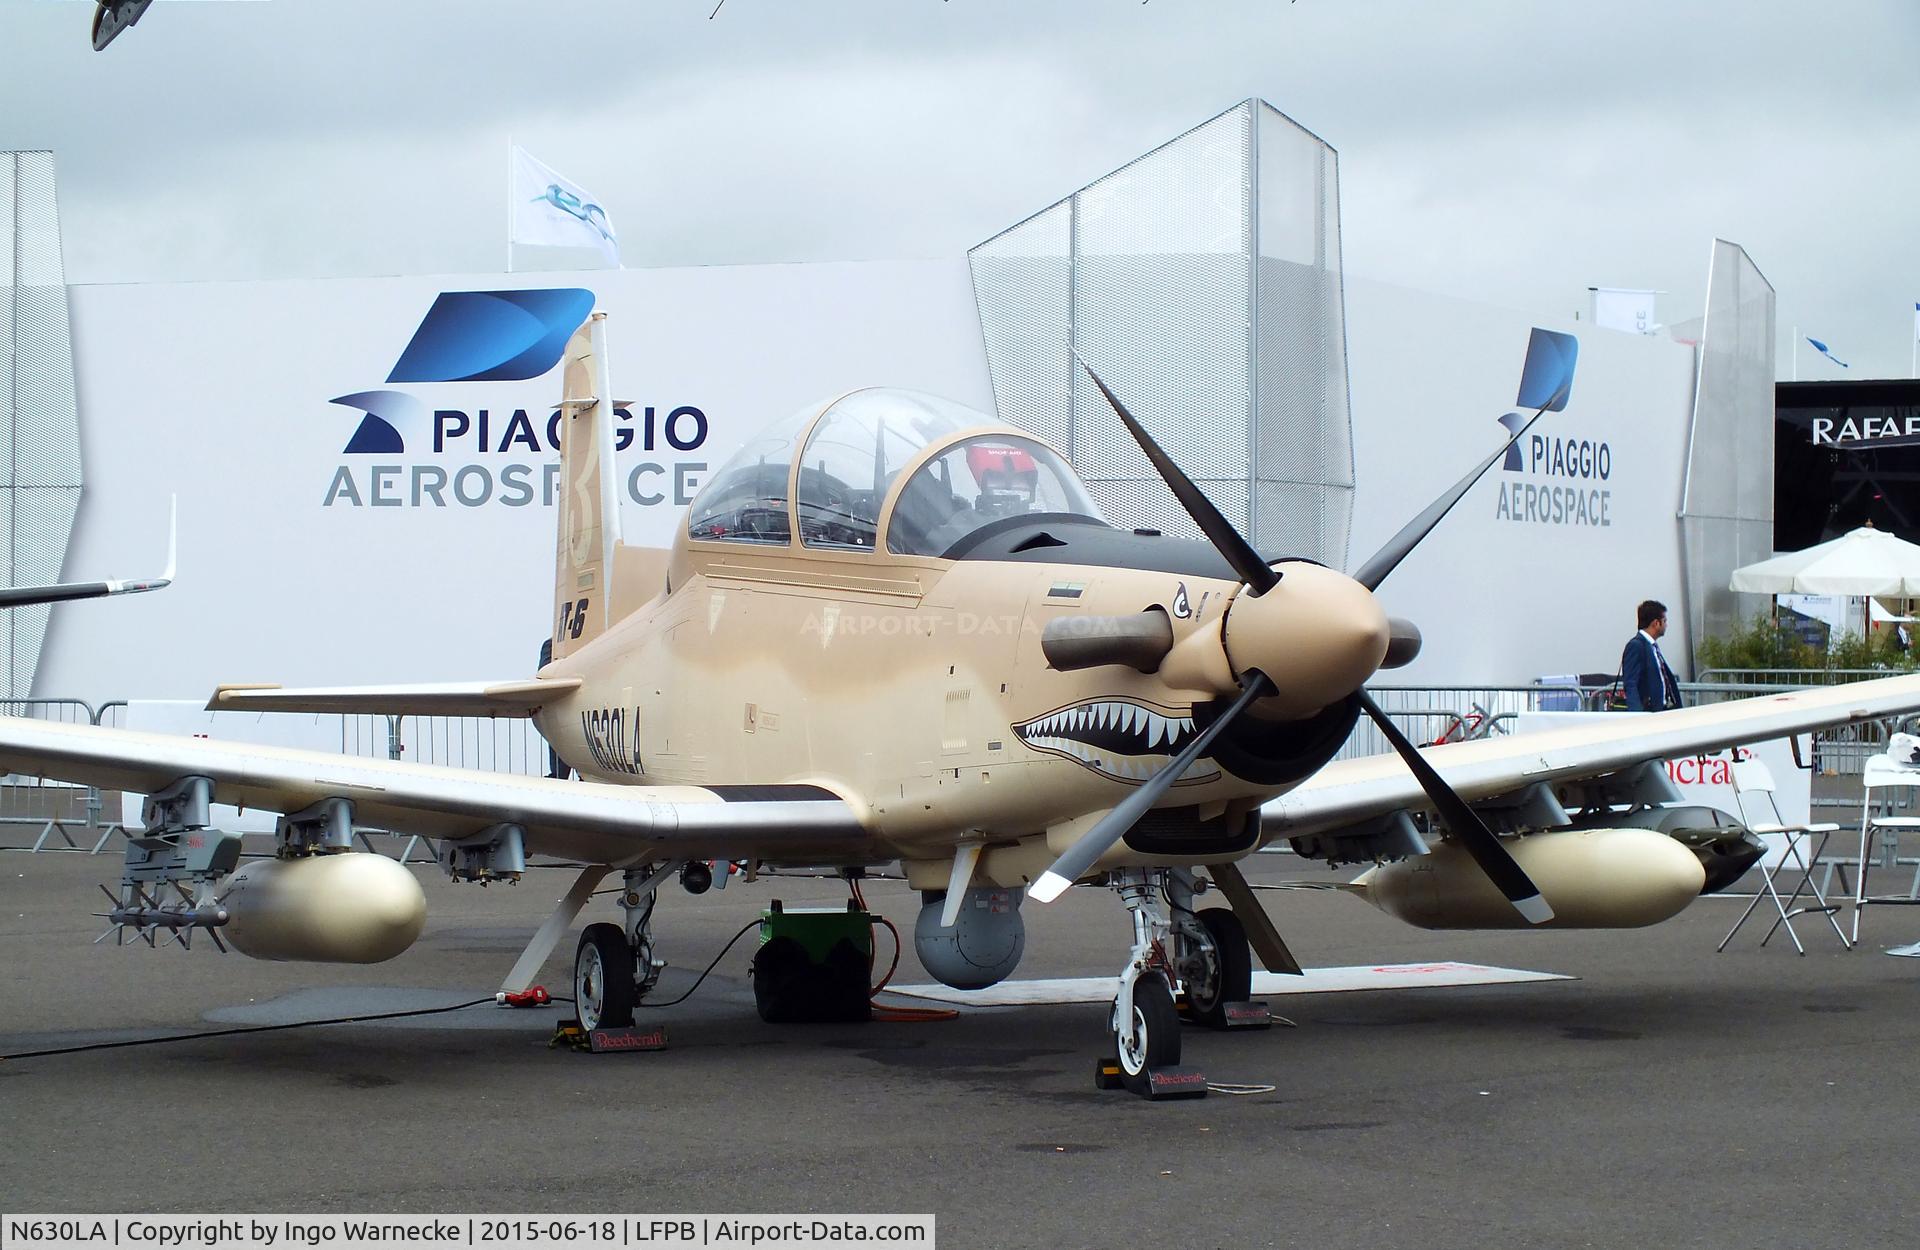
[1114,970,1180,1091]
[1094,871,1207,1099]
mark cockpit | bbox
[686,389,1105,558]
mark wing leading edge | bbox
[1264,673,1920,843]
[0,716,870,865]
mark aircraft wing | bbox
[206,679,582,717]
[0,497,175,609]
[0,575,171,609]
[0,716,870,864]
[1263,673,1920,847]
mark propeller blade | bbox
[1030,672,1273,902]
[1348,379,1568,592]
[1356,690,1552,924]
[1077,357,1279,596]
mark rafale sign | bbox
[1810,414,1920,447]
[1492,327,1612,528]
[320,289,710,510]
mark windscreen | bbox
[887,434,1102,556]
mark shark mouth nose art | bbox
[1012,700,1222,785]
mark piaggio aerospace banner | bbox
[46,264,1698,705]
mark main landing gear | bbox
[1095,868,1264,1100]
[1167,869,1252,1029]
[573,865,667,1031]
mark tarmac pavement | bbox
[3,847,1918,1249]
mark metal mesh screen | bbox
[1253,103,1354,566]
[1678,238,1776,670]
[967,202,1073,452]
[969,101,1353,561]
[2,152,83,700]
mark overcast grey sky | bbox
[5,0,1918,377]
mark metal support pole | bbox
[499,865,612,995]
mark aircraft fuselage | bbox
[536,528,1379,882]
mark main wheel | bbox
[574,922,637,1030]
[1115,971,1181,1093]
[1184,907,1252,1029]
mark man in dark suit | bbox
[1621,599,1682,711]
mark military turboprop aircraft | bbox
[6,311,1919,1094]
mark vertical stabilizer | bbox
[552,312,622,660]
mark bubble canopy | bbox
[686,389,1103,556]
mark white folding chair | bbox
[1717,758,1849,953]
[1850,754,1920,944]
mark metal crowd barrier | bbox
[1333,684,1588,762]
[335,712,550,776]
[0,699,121,852]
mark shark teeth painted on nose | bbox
[1010,700,1219,787]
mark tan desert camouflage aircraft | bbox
[5,311,1919,1090]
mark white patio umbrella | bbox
[1729,526,1920,597]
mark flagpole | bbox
[505,135,514,275]
[1791,323,1798,381]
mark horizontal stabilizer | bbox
[206,678,582,718]
[551,397,632,410]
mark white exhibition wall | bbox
[40,261,1696,705]
[1343,275,1698,687]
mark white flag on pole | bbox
[1589,287,1660,335]
[510,146,619,265]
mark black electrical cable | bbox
[0,996,510,1063]
[634,919,760,1009]
[7,917,770,1058]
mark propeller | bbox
[1027,360,1554,926]
[1355,691,1552,923]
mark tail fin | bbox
[551,312,622,661]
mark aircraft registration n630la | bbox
[7,311,1918,1093]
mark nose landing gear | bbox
[1092,868,1271,1099]
[1094,871,1207,1099]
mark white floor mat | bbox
[883,960,1573,1006]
